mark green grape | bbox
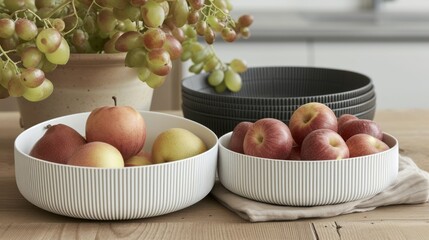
[36,28,62,53]
[229,58,247,73]
[103,31,122,53]
[240,27,250,39]
[4,0,26,12]
[97,8,118,33]
[130,0,148,7]
[214,81,226,93]
[39,57,57,72]
[0,34,19,50]
[51,18,66,32]
[141,0,165,28]
[159,1,169,16]
[71,29,88,48]
[0,18,15,38]
[171,0,189,28]
[171,27,185,42]
[119,19,138,32]
[35,0,57,8]
[142,28,166,50]
[113,5,141,21]
[15,42,35,54]
[0,62,15,88]
[221,27,236,42]
[7,75,26,97]
[191,47,211,64]
[145,72,166,88]
[20,68,45,88]
[45,37,70,65]
[125,47,147,67]
[163,34,182,60]
[213,0,228,11]
[83,15,97,34]
[204,27,215,45]
[187,10,199,25]
[62,15,79,33]
[136,66,151,82]
[188,0,203,10]
[115,31,143,52]
[208,69,224,86]
[203,56,219,72]
[184,25,197,38]
[196,21,207,36]
[107,0,129,9]
[22,78,53,102]
[188,62,203,74]
[95,0,109,7]
[224,68,242,92]
[206,15,224,32]
[238,15,254,28]
[180,49,191,61]
[35,7,54,19]
[146,48,171,76]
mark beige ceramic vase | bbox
[17,53,154,128]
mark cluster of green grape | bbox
[180,0,253,93]
[0,0,253,101]
[0,0,71,101]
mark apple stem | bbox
[112,96,117,106]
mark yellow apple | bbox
[67,141,124,168]
[152,128,207,163]
[125,150,153,167]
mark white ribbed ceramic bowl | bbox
[14,111,218,220]
[218,132,399,206]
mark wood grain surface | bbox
[1,110,428,240]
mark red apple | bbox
[346,133,389,157]
[338,119,383,141]
[288,102,338,145]
[243,118,293,159]
[338,114,358,131]
[301,129,349,160]
[287,146,301,160]
[228,121,253,154]
[85,105,146,160]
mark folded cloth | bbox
[211,155,429,222]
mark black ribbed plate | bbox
[182,87,375,112]
[181,66,373,105]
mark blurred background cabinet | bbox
[2,0,429,111]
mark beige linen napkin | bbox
[211,155,429,222]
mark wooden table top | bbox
[1,110,428,240]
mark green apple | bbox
[67,141,124,168]
[152,128,207,163]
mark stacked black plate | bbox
[181,67,376,137]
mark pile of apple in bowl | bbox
[14,105,218,220]
[218,102,399,206]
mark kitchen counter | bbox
[239,10,429,41]
[1,110,429,239]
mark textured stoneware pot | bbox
[17,53,154,128]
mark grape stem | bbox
[0,45,20,74]
[208,45,228,71]
[202,0,235,27]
